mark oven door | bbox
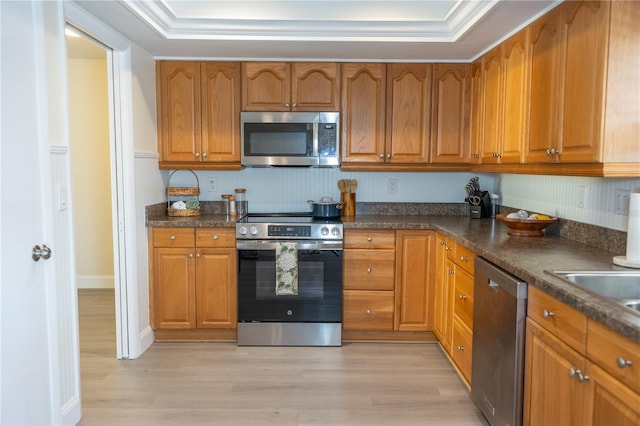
[237,240,342,323]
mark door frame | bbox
[65,2,141,359]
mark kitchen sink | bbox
[549,270,640,313]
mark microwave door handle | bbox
[312,122,319,157]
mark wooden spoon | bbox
[350,179,358,193]
[338,179,346,192]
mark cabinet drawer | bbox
[196,228,236,248]
[344,249,395,290]
[343,290,394,331]
[344,230,396,249]
[443,237,457,261]
[152,228,195,248]
[453,267,474,329]
[451,317,473,383]
[587,319,640,394]
[456,244,475,275]
[528,286,587,354]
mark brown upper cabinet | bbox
[340,63,387,164]
[469,61,483,164]
[241,62,341,111]
[430,64,471,164]
[156,61,241,170]
[479,29,529,164]
[526,1,640,173]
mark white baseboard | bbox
[137,325,154,359]
[60,394,81,425]
[76,275,114,289]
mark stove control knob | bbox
[320,226,330,236]
[238,226,248,235]
[250,226,259,236]
[331,227,341,236]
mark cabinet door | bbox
[469,61,484,164]
[394,231,435,331]
[524,319,587,426]
[242,62,290,111]
[559,1,609,163]
[292,63,340,111]
[480,47,503,163]
[433,236,448,341]
[157,61,201,163]
[196,248,237,329]
[201,62,241,163]
[430,64,471,163]
[587,361,640,426]
[153,248,196,329]
[525,7,564,163]
[501,29,528,164]
[385,64,432,163]
[341,63,386,163]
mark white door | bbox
[1,1,65,424]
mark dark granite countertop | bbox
[145,209,640,343]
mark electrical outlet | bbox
[387,178,398,194]
[577,185,587,209]
[615,188,631,215]
[207,177,217,192]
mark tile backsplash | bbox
[162,169,640,232]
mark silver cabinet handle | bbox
[195,152,200,158]
[386,154,391,159]
[367,237,373,242]
[617,358,633,368]
[568,368,590,382]
[170,235,176,240]
[379,154,384,159]
[285,103,290,108]
[366,309,372,315]
[460,256,468,262]
[440,241,446,246]
[445,246,452,252]
[367,268,372,273]
[448,269,455,275]
[456,345,464,351]
[32,244,52,261]
[213,235,219,240]
[188,253,194,258]
[543,309,555,318]
[458,294,467,300]
[195,253,201,258]
[202,152,207,158]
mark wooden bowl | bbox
[496,214,558,237]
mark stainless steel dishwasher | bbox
[471,257,528,426]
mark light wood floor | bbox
[77,289,488,426]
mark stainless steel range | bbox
[236,213,343,346]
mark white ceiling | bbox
[71,0,561,61]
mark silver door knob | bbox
[32,244,52,261]
[617,358,632,368]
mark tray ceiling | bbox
[71,0,561,61]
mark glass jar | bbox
[234,188,247,217]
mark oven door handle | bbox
[236,240,343,251]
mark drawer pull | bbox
[367,268,372,273]
[196,253,201,258]
[456,345,464,351]
[543,309,554,318]
[188,253,193,258]
[445,246,452,252]
[213,235,219,240]
[617,358,633,368]
[367,237,373,242]
[366,309,372,315]
[460,256,468,262]
[448,269,455,275]
[440,241,446,246]
[170,235,176,240]
[458,294,467,300]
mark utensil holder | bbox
[341,192,356,217]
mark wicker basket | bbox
[167,170,201,217]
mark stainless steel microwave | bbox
[241,112,340,167]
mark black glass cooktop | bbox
[239,212,341,224]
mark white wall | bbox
[68,55,115,289]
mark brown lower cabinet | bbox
[524,286,640,425]
[342,229,435,339]
[150,227,237,335]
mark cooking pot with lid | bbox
[308,197,344,218]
